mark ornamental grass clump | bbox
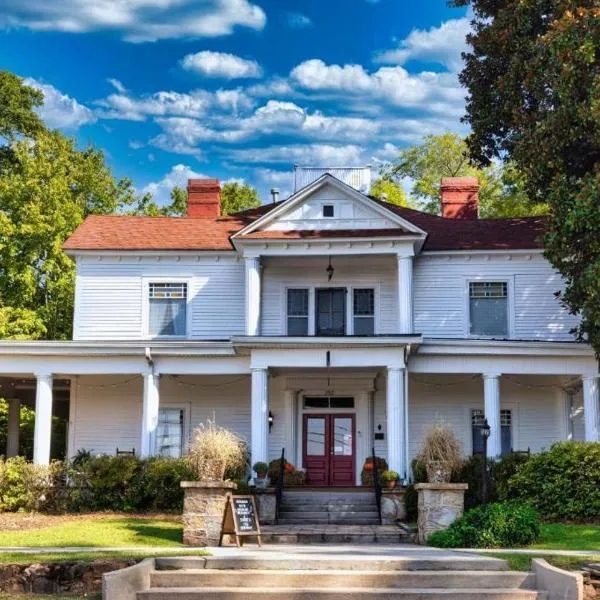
[417,424,462,483]
[186,419,246,481]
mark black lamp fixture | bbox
[326,256,334,281]
[480,418,491,505]
[268,411,274,433]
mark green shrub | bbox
[0,456,51,511]
[492,451,531,500]
[506,442,600,521]
[136,457,194,512]
[405,459,427,521]
[428,501,540,548]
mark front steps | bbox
[135,554,549,600]
[260,524,414,544]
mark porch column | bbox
[283,389,297,463]
[397,255,414,334]
[141,373,160,458]
[583,376,600,442]
[245,256,261,336]
[386,366,406,476]
[33,373,53,465]
[6,398,20,458]
[251,368,269,468]
[483,373,502,458]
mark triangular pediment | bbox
[234,174,425,237]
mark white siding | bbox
[74,255,245,340]
[413,253,579,341]
[261,256,398,336]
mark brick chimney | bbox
[187,179,221,217]
[440,177,479,219]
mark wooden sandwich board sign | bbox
[219,495,262,547]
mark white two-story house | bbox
[0,168,598,486]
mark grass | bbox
[0,595,101,600]
[487,552,600,572]
[0,515,184,548]
[532,523,600,551]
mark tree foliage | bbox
[369,177,408,206]
[220,181,261,215]
[381,133,546,217]
[453,1,600,353]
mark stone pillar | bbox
[181,481,237,546]
[386,366,406,475]
[414,483,468,544]
[245,256,261,336]
[251,367,269,468]
[33,373,53,466]
[483,373,502,458]
[397,255,414,334]
[6,397,20,458]
[141,373,160,458]
[583,376,600,442]
[381,488,407,524]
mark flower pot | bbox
[386,480,398,490]
[426,461,452,483]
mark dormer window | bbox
[322,204,334,218]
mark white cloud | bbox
[227,143,365,166]
[255,167,294,187]
[24,78,96,129]
[129,140,145,150]
[371,142,400,162]
[181,51,263,79]
[140,164,207,206]
[107,78,127,93]
[290,59,464,115]
[287,12,312,28]
[247,77,295,98]
[0,0,266,42]
[374,17,470,72]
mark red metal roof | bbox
[63,200,546,252]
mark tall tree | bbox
[220,181,261,215]
[381,133,545,217]
[369,178,408,206]
[453,0,600,353]
[131,186,187,217]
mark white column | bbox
[386,366,407,475]
[245,256,261,336]
[284,389,297,462]
[397,255,414,334]
[251,368,269,469]
[583,376,600,442]
[141,373,160,458]
[6,398,20,458]
[483,373,502,458]
[33,373,53,465]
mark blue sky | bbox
[0,0,470,204]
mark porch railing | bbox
[372,446,382,525]
[275,447,285,525]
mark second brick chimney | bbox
[187,179,221,217]
[440,177,479,219]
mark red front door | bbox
[303,414,355,486]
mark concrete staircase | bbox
[278,489,380,525]
[135,553,549,600]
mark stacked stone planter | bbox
[181,481,237,546]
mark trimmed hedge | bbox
[428,501,540,548]
[506,441,600,521]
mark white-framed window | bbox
[148,282,188,337]
[471,408,512,456]
[287,288,310,335]
[353,288,375,335]
[469,281,509,337]
[155,407,185,458]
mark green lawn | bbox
[0,550,205,565]
[533,523,600,551]
[0,517,184,548]
[0,595,101,600]
[488,552,600,572]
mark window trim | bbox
[351,287,376,336]
[286,287,311,336]
[142,277,192,339]
[466,404,519,455]
[152,402,191,457]
[464,277,514,339]
[322,204,335,218]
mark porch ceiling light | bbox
[326,256,334,281]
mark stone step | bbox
[150,569,537,590]
[280,503,378,512]
[282,494,374,502]
[280,510,380,518]
[277,517,381,526]
[263,531,414,543]
[138,587,547,600]
[156,556,511,572]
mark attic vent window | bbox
[323,205,334,218]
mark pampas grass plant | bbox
[417,424,463,483]
[186,418,246,481]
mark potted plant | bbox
[253,461,268,480]
[417,424,462,483]
[381,470,400,490]
[186,418,246,481]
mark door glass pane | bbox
[306,418,326,456]
[304,397,329,409]
[333,417,352,456]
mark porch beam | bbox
[386,366,407,477]
[583,376,600,442]
[483,373,502,458]
[245,257,261,336]
[251,367,269,468]
[141,373,160,458]
[6,397,20,458]
[397,255,414,334]
[33,373,53,465]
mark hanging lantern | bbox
[326,256,334,281]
